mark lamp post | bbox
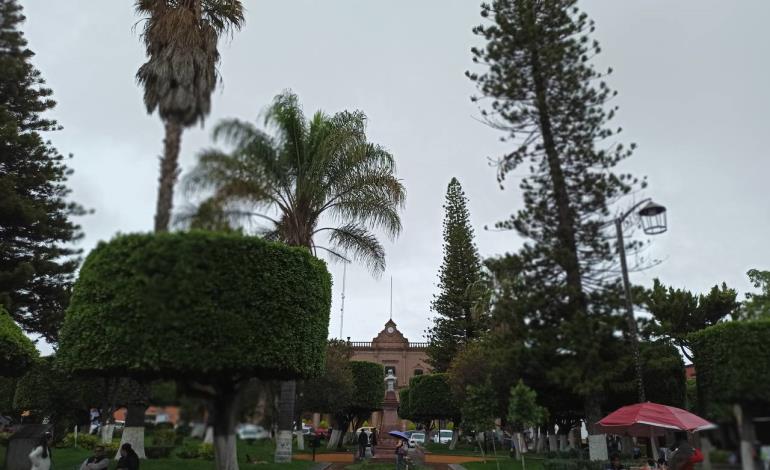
[615,199,667,403]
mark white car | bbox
[409,432,425,447]
[236,424,270,440]
[432,429,453,444]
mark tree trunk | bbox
[154,120,183,232]
[211,388,242,470]
[559,434,568,451]
[100,424,115,444]
[116,404,146,459]
[275,380,296,462]
[449,429,459,450]
[327,429,342,449]
[734,404,757,470]
[548,434,558,452]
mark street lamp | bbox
[615,198,667,403]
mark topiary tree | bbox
[461,380,498,461]
[508,380,546,463]
[691,319,770,470]
[398,387,413,421]
[408,373,460,440]
[0,306,37,377]
[57,232,332,470]
[333,361,384,448]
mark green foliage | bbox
[461,380,497,432]
[427,178,487,371]
[152,428,178,447]
[146,446,175,459]
[58,231,332,381]
[543,460,606,470]
[181,91,406,274]
[685,378,697,412]
[176,441,215,460]
[690,319,770,416]
[0,306,37,376]
[59,433,99,450]
[0,0,84,342]
[409,373,460,423]
[739,269,770,320]
[298,340,354,418]
[468,0,647,422]
[644,279,738,360]
[0,376,16,413]
[348,361,385,414]
[606,340,686,410]
[507,380,546,432]
[398,387,412,421]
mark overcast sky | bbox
[19,1,770,352]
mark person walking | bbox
[28,433,53,470]
[396,439,408,470]
[116,443,140,470]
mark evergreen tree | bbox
[468,0,645,428]
[0,0,84,342]
[427,178,486,371]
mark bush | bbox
[177,442,201,459]
[710,449,731,464]
[176,423,192,437]
[198,442,215,460]
[691,319,770,417]
[0,431,11,446]
[176,441,214,460]
[58,232,332,381]
[152,428,177,447]
[59,433,99,449]
[545,449,581,459]
[146,445,175,459]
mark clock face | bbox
[387,326,394,334]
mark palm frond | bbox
[321,223,386,275]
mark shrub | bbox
[58,232,332,381]
[710,449,731,464]
[176,423,192,437]
[152,428,177,446]
[691,319,770,417]
[146,445,175,459]
[59,432,99,449]
[198,443,215,460]
[177,442,201,459]
[543,459,579,470]
[0,431,11,446]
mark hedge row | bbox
[58,232,332,381]
[0,305,37,377]
[690,319,770,414]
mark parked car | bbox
[236,424,270,440]
[432,429,453,444]
[356,426,375,437]
[301,424,315,435]
[409,432,426,447]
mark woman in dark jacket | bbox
[116,443,140,470]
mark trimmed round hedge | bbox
[409,373,459,421]
[690,319,770,414]
[58,232,332,381]
[0,306,37,377]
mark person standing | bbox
[669,433,703,470]
[358,430,369,460]
[396,439,408,470]
[28,433,53,470]
[116,443,140,470]
[370,429,378,457]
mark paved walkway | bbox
[296,452,484,467]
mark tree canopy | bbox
[468,0,646,428]
[739,269,770,320]
[427,178,487,371]
[407,373,460,428]
[0,305,37,377]
[644,279,738,360]
[690,319,770,417]
[58,232,331,380]
[0,0,84,341]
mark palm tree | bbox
[181,91,406,460]
[135,0,244,233]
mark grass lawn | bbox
[345,462,430,470]
[423,442,488,456]
[40,439,314,470]
[464,456,545,470]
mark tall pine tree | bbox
[427,178,486,372]
[468,0,645,428]
[0,0,84,342]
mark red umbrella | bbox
[596,402,716,437]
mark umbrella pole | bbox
[650,428,659,461]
